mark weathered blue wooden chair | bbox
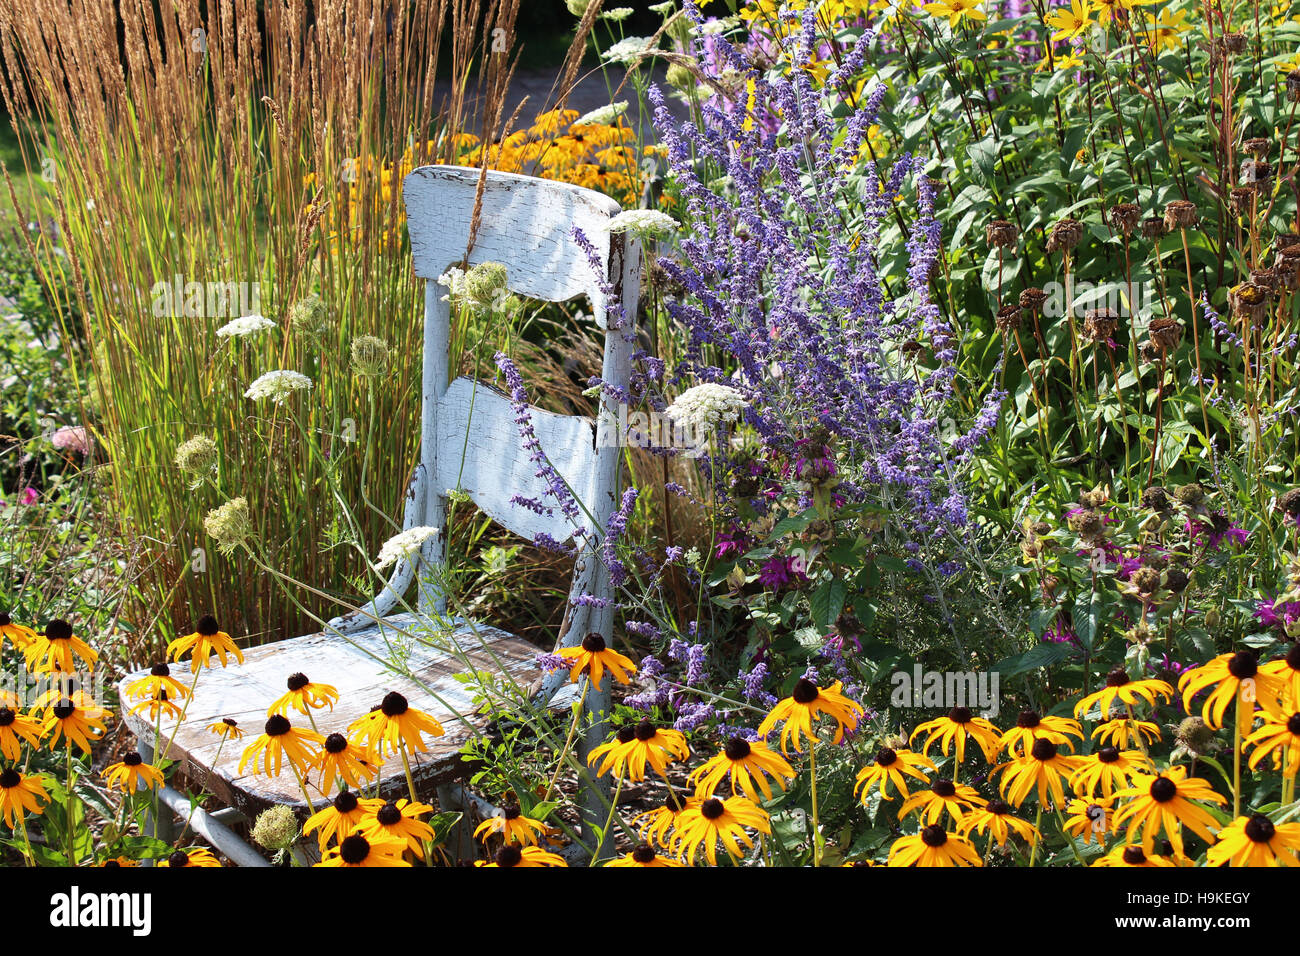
[117,166,640,864]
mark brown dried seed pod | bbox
[995,304,1022,332]
[986,219,1019,248]
[900,340,925,361]
[1242,138,1270,157]
[1230,186,1256,216]
[1047,217,1084,252]
[1164,199,1198,230]
[1275,245,1300,290]
[1019,286,1049,313]
[1289,70,1300,102]
[1229,281,1271,324]
[1251,268,1279,292]
[1278,488,1300,518]
[1141,485,1172,512]
[1107,203,1140,236]
[1141,216,1168,240]
[1083,307,1119,343]
[1276,232,1300,250]
[1149,317,1184,352]
[1221,32,1247,54]
[1164,567,1190,593]
[1240,159,1273,188]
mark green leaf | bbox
[993,641,1076,678]
[809,578,848,629]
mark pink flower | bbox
[51,425,92,456]
[19,487,38,506]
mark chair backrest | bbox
[402,166,640,620]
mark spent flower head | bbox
[204,497,255,555]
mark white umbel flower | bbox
[665,383,747,436]
[602,209,679,241]
[215,314,275,338]
[602,36,656,64]
[375,526,442,570]
[601,7,635,21]
[573,101,629,127]
[244,370,313,404]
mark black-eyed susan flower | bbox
[358,799,436,858]
[167,615,244,674]
[606,843,685,867]
[1180,650,1287,734]
[1260,642,1300,705]
[473,844,568,867]
[1091,844,1176,867]
[1092,716,1162,750]
[0,612,36,651]
[556,632,637,690]
[899,777,986,825]
[303,790,384,850]
[206,717,245,740]
[632,789,697,849]
[129,690,184,723]
[100,857,138,867]
[160,847,222,867]
[0,767,48,827]
[689,736,795,800]
[957,798,1039,848]
[23,620,97,674]
[103,752,165,793]
[238,714,325,778]
[911,706,1002,765]
[124,663,190,704]
[1075,668,1174,720]
[0,706,42,760]
[348,691,443,758]
[757,678,864,755]
[999,709,1083,757]
[318,832,410,867]
[588,720,689,782]
[268,672,340,717]
[313,733,378,794]
[1207,813,1300,867]
[887,824,982,867]
[40,692,109,753]
[995,738,1083,807]
[1244,708,1300,775]
[1112,766,1227,856]
[673,795,770,866]
[473,804,548,846]
[1070,745,1151,799]
[854,746,936,803]
[1063,798,1112,846]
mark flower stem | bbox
[809,740,821,867]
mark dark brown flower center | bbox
[792,678,820,704]
[875,747,898,766]
[150,663,170,677]
[0,613,9,626]
[123,752,143,766]
[45,619,73,641]
[1122,846,1147,864]
[1244,814,1276,843]
[1017,710,1041,728]
[725,737,752,760]
[196,615,219,636]
[264,714,291,736]
[987,799,1011,815]
[339,834,371,864]
[0,768,19,788]
[948,706,971,723]
[325,733,347,754]
[1030,738,1058,761]
[1288,713,1300,735]
[920,824,947,847]
[1149,776,1178,802]
[495,845,523,867]
[701,798,726,820]
[1098,746,1120,763]
[287,672,310,691]
[376,802,402,825]
[664,790,686,813]
[1286,642,1300,670]
[381,691,409,717]
[0,708,14,727]
[222,718,238,728]
[502,805,521,820]
[631,844,656,863]
[581,632,606,653]
[168,850,191,867]
[616,725,637,744]
[1227,651,1258,679]
[932,779,956,798]
[103,860,120,868]
[52,702,75,720]
[333,791,359,813]
[635,721,657,742]
[1105,668,1130,687]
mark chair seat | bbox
[117,614,542,818]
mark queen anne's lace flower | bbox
[375,526,442,570]
[245,370,312,404]
[204,497,254,555]
[574,101,629,127]
[602,209,679,241]
[602,36,656,64]
[665,383,747,436]
[216,314,275,338]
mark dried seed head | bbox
[1066,508,1105,541]
[1164,200,1198,230]
[1082,307,1119,343]
[1228,281,1272,324]
[1230,186,1255,216]
[1018,286,1048,313]
[1047,217,1084,252]
[1140,216,1168,240]
[986,219,1019,248]
[1278,488,1300,518]
[1242,138,1270,157]
[1288,70,1300,102]
[1250,268,1278,292]
[1164,567,1189,593]
[1276,232,1300,250]
[995,304,1021,332]
[1240,159,1273,189]
[1107,203,1140,236]
[1141,485,1172,512]
[1132,567,1162,595]
[1220,32,1247,54]
[1148,317,1183,353]
[1174,482,1205,506]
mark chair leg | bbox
[435,784,475,862]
